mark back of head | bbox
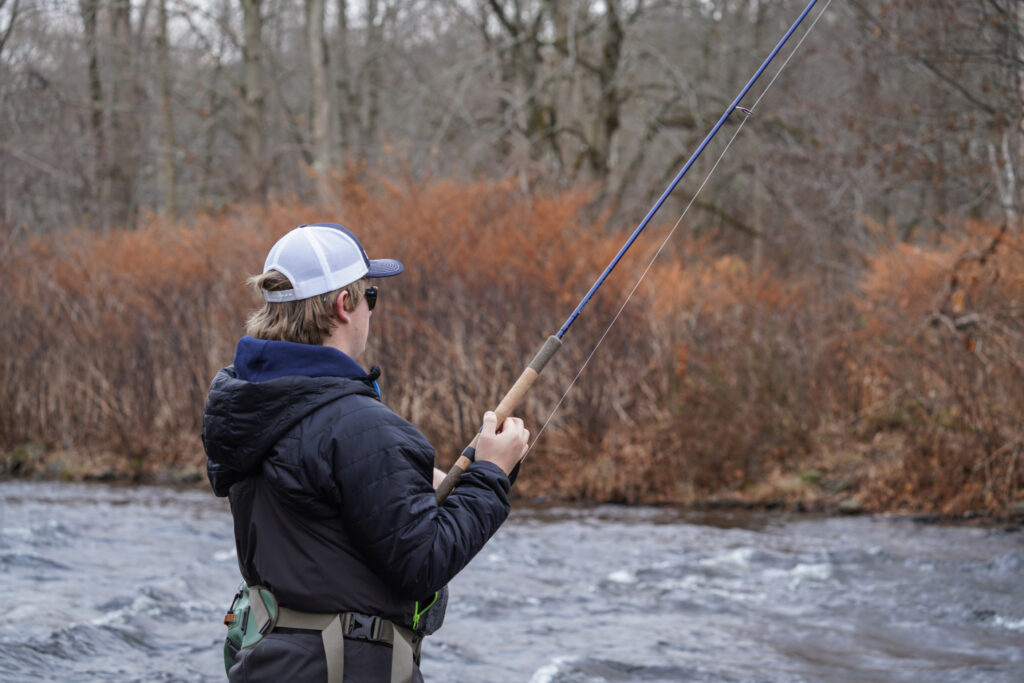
[245,273,366,346]
[243,223,402,346]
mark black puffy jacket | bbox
[203,337,512,680]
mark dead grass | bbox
[1,177,1021,516]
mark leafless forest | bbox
[1,0,1022,515]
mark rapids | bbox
[1,481,1021,681]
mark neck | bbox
[323,327,360,360]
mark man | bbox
[203,223,528,682]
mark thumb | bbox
[481,411,498,436]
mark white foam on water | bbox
[213,548,236,562]
[529,655,577,683]
[791,562,832,581]
[90,593,211,628]
[3,526,32,539]
[655,574,702,592]
[91,594,160,627]
[763,561,832,589]
[702,546,756,569]
[8,604,41,621]
[993,615,1024,631]
[607,569,638,584]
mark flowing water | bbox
[1,480,1022,682]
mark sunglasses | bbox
[364,286,378,311]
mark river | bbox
[1,480,1022,682]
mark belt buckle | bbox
[345,612,382,641]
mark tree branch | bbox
[0,0,20,59]
[848,0,998,116]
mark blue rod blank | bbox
[556,0,820,339]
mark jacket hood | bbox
[202,337,380,495]
[232,335,373,384]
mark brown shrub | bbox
[637,255,828,499]
[846,223,1024,513]
[2,176,1019,513]
[0,179,647,486]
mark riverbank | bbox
[5,436,1022,522]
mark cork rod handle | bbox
[435,336,562,503]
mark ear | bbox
[335,291,352,323]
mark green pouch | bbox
[222,583,278,675]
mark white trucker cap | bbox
[261,223,403,302]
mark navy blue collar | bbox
[233,336,374,388]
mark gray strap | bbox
[277,608,345,683]
[321,614,345,683]
[275,607,417,683]
[388,623,415,683]
[276,607,336,630]
[249,589,271,632]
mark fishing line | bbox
[524,0,834,458]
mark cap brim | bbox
[366,258,404,278]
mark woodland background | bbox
[1,0,1022,516]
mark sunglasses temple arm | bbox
[435,335,562,503]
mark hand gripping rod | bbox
[436,0,821,504]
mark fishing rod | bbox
[436,0,823,503]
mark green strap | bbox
[411,592,438,631]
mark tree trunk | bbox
[1015,0,1024,232]
[0,0,21,60]
[588,0,623,180]
[241,0,266,201]
[750,0,767,270]
[307,0,331,200]
[108,0,136,229]
[485,0,549,190]
[78,0,106,231]
[333,0,352,164]
[359,0,383,162]
[989,133,1019,232]
[156,0,177,218]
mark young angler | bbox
[203,223,528,682]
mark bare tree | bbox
[156,0,178,218]
[1,0,1021,258]
[332,0,352,160]
[848,0,1023,236]
[307,0,331,196]
[0,0,20,61]
[79,0,106,230]
[107,0,137,229]
[585,0,623,180]
[241,0,266,200]
[358,0,386,161]
[482,0,554,188]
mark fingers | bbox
[475,411,530,475]
[497,416,530,458]
[499,416,524,432]
[481,411,498,436]
[481,412,529,444]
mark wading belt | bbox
[275,606,420,683]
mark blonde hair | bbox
[245,271,368,346]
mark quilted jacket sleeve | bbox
[327,405,511,599]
